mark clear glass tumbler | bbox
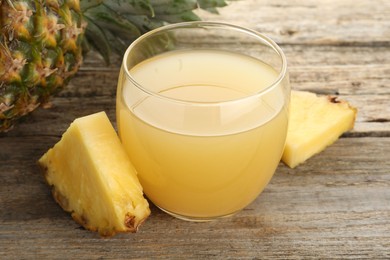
[116,22,290,221]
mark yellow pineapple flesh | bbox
[282,90,357,168]
[38,111,150,237]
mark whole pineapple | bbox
[0,0,228,132]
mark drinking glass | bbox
[116,22,290,221]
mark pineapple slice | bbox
[282,90,357,168]
[38,112,150,236]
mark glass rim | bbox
[122,21,288,105]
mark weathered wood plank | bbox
[289,64,390,95]
[81,44,390,69]
[2,91,387,138]
[0,138,389,259]
[74,61,390,98]
[3,43,388,137]
[1,0,389,258]
[200,0,390,46]
[79,32,390,99]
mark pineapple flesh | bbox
[282,90,357,168]
[38,111,150,236]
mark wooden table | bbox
[1,0,389,258]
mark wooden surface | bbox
[1,0,390,258]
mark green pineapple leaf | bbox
[154,10,201,23]
[150,0,198,15]
[83,16,112,64]
[198,0,228,14]
[82,0,231,63]
[121,14,165,33]
[80,0,104,11]
[102,0,154,16]
[104,30,129,56]
[84,4,141,39]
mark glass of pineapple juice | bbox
[116,22,290,221]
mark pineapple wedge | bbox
[38,112,150,236]
[282,90,357,168]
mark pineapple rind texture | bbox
[282,90,357,168]
[0,0,229,132]
[0,0,85,132]
[38,111,150,237]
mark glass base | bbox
[157,206,240,222]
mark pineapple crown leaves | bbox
[198,0,228,14]
[81,0,229,64]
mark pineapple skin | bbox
[0,0,85,132]
[282,90,357,168]
[38,111,150,237]
[0,0,229,132]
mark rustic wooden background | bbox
[1,0,389,258]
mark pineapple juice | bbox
[117,50,288,219]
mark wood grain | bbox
[200,0,390,45]
[1,0,389,258]
[1,138,389,259]
[5,44,389,137]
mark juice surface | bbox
[117,50,288,218]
